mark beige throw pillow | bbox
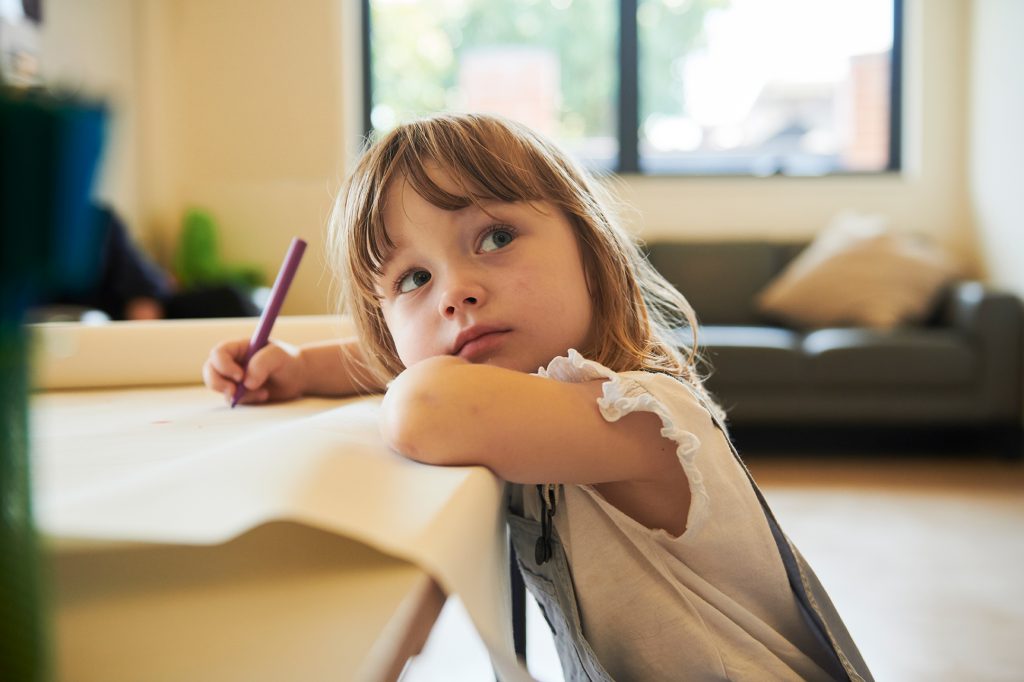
[755,212,961,330]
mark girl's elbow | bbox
[380,365,457,465]
[381,406,438,464]
[381,392,426,461]
[384,424,458,467]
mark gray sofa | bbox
[646,241,1024,454]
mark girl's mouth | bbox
[452,327,512,360]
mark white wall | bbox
[968,0,1024,296]
[38,0,983,314]
[139,0,348,315]
[38,0,143,241]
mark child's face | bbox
[376,165,594,373]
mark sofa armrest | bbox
[943,281,1024,419]
[944,281,1023,336]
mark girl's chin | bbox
[463,354,534,374]
[487,353,566,374]
[407,348,572,374]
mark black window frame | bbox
[361,0,903,176]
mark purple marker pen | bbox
[231,237,307,408]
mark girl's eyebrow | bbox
[462,200,519,223]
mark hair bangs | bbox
[403,116,554,209]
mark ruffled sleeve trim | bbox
[537,350,711,539]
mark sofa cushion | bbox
[754,212,960,330]
[647,242,798,325]
[803,328,976,386]
[688,325,806,385]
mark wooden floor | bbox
[749,453,1024,682]
[404,453,1024,681]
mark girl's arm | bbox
[381,355,683,485]
[300,338,386,396]
[203,337,385,403]
[381,355,692,534]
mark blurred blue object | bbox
[0,87,107,320]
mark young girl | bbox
[203,113,872,681]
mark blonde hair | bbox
[327,113,721,413]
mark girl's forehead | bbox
[379,188,492,258]
[390,160,483,206]
[381,166,515,237]
[419,160,471,195]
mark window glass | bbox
[367,0,898,175]
[638,0,895,174]
[369,0,618,168]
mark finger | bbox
[244,389,270,404]
[203,360,236,394]
[232,387,268,406]
[241,345,284,390]
[208,342,246,383]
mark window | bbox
[363,0,902,176]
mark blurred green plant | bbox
[174,209,265,291]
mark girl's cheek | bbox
[390,329,421,368]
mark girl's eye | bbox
[480,227,516,252]
[396,269,431,294]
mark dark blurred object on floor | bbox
[32,204,262,322]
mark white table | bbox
[29,318,529,681]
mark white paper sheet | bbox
[30,317,533,681]
[29,315,355,390]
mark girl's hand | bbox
[202,338,307,405]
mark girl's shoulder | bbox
[538,350,715,421]
[538,351,731,539]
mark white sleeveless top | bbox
[523,351,842,681]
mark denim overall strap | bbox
[692,389,875,682]
[508,487,615,682]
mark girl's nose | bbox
[443,296,477,317]
[439,276,484,317]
